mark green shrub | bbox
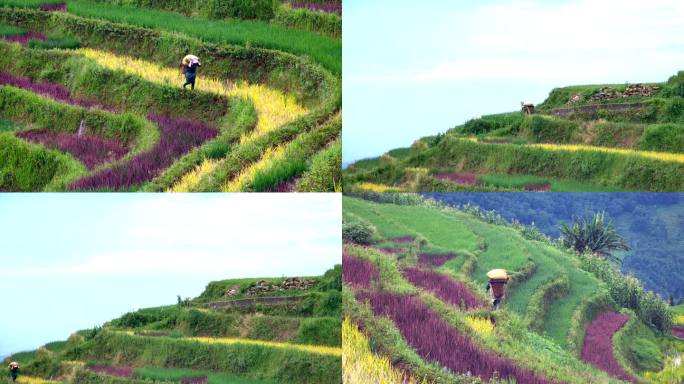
[578,253,673,334]
[628,337,664,371]
[665,71,684,98]
[342,221,375,245]
[521,115,578,143]
[295,317,341,346]
[638,123,684,153]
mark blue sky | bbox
[343,0,684,164]
[0,193,341,358]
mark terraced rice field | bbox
[343,196,628,384]
[344,78,684,192]
[0,0,341,192]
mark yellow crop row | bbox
[675,314,684,326]
[188,336,341,356]
[222,145,286,191]
[464,316,494,336]
[354,182,404,193]
[529,143,684,163]
[167,158,220,192]
[343,318,424,384]
[16,377,59,384]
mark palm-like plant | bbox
[560,211,630,263]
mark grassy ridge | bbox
[65,0,342,75]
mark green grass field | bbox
[65,0,341,75]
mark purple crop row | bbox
[581,311,635,383]
[0,72,117,112]
[89,366,134,378]
[1,72,218,190]
[1,31,46,46]
[673,326,684,339]
[17,130,127,169]
[70,113,216,190]
[290,2,341,15]
[418,252,456,268]
[39,3,66,12]
[402,267,483,310]
[181,376,208,384]
[343,254,379,289]
[356,291,557,384]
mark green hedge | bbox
[638,123,684,153]
[88,0,279,21]
[419,137,684,191]
[68,331,341,384]
[0,85,145,145]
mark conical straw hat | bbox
[486,269,508,280]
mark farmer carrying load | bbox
[520,101,535,114]
[181,54,202,90]
[486,269,509,310]
[8,362,19,382]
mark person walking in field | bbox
[8,362,19,382]
[181,54,202,90]
[486,269,509,310]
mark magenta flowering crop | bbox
[343,254,379,289]
[401,267,483,310]
[673,326,684,339]
[70,114,217,190]
[581,311,635,382]
[89,366,134,378]
[0,72,117,112]
[417,252,456,268]
[2,31,46,46]
[17,129,127,169]
[355,291,556,384]
[290,2,341,15]
[39,3,66,12]
[391,236,415,243]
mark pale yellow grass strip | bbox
[222,145,286,191]
[188,336,341,356]
[529,143,684,163]
[343,318,424,384]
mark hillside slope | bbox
[344,73,684,192]
[2,267,342,384]
[342,194,680,383]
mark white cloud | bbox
[348,0,684,84]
